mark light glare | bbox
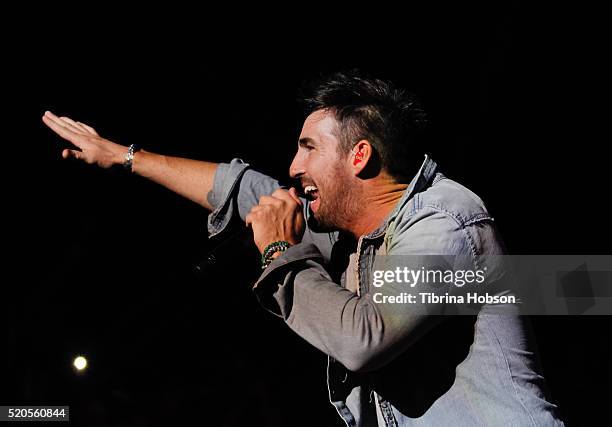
[73,355,88,371]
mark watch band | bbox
[123,144,140,171]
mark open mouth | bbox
[304,185,321,212]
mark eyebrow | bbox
[298,137,317,147]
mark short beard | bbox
[309,170,362,233]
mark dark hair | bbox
[300,70,429,183]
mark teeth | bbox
[304,185,318,195]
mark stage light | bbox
[73,355,88,371]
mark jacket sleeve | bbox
[207,158,281,237]
[206,158,338,259]
[253,207,491,372]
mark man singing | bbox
[43,71,563,426]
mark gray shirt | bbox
[207,155,564,426]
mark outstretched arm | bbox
[42,111,219,210]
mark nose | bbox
[289,151,304,178]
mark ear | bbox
[349,140,373,176]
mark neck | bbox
[347,176,409,239]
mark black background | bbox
[3,3,610,426]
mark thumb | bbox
[62,149,82,160]
[288,187,303,206]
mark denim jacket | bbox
[207,155,564,426]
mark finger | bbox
[46,112,88,137]
[76,121,99,136]
[44,110,73,129]
[43,111,84,140]
[61,116,99,136]
[43,114,86,148]
[271,188,302,206]
[59,117,89,135]
[59,116,92,135]
[288,187,303,206]
[259,195,283,206]
[271,188,291,198]
[62,148,83,161]
[273,187,302,205]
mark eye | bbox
[298,139,316,152]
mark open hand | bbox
[42,111,126,168]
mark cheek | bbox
[304,157,322,180]
[318,168,337,192]
[309,153,344,187]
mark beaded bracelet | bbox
[261,241,291,269]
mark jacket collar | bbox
[362,154,439,240]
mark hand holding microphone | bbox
[245,187,305,254]
[195,186,305,275]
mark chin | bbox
[307,212,338,233]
